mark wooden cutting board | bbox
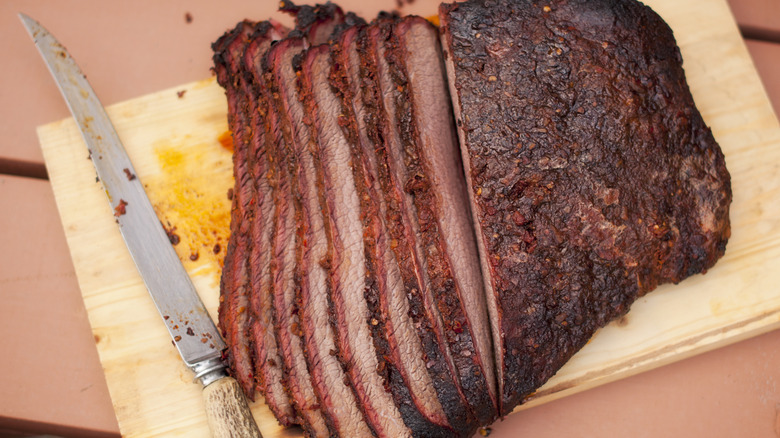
[36,0,780,436]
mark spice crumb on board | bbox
[162,222,181,245]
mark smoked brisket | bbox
[212,0,732,434]
[356,17,482,435]
[258,4,350,434]
[241,22,298,426]
[440,0,732,415]
[283,34,375,436]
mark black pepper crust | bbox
[279,1,342,34]
[441,0,732,415]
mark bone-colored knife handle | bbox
[203,376,262,438]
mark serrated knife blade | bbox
[20,13,260,437]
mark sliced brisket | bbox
[385,16,498,424]
[355,19,480,437]
[228,3,350,432]
[301,43,413,438]
[331,24,466,437]
[264,37,331,437]
[291,45,376,435]
[440,0,732,415]
[272,24,382,436]
[242,25,298,426]
[212,20,264,401]
[291,20,376,438]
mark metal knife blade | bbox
[19,11,224,375]
[20,13,260,437]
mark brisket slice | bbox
[229,3,349,432]
[264,37,331,437]
[360,19,481,436]
[331,24,465,437]
[301,43,413,438]
[267,31,374,436]
[440,0,732,415]
[361,20,476,431]
[385,16,498,424]
[291,49,376,438]
[242,25,298,426]
[212,20,264,401]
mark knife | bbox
[19,13,261,438]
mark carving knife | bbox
[19,13,261,438]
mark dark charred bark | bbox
[440,0,731,416]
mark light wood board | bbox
[36,0,780,436]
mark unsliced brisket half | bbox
[384,16,498,424]
[440,0,732,415]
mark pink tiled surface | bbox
[1,1,778,437]
[746,39,780,117]
[0,175,119,438]
[727,0,780,39]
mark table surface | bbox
[2,1,779,437]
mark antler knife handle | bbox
[202,376,262,438]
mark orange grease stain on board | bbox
[144,138,233,284]
[218,130,234,153]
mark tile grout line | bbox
[740,25,780,44]
[0,158,49,180]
